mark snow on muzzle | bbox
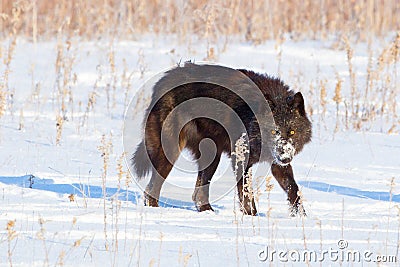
[272,136,296,166]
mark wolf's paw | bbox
[240,201,258,216]
[241,206,258,216]
[144,192,159,207]
[289,204,306,217]
[195,202,214,212]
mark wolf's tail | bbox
[131,141,151,180]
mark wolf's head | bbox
[269,92,312,166]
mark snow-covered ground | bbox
[0,36,399,266]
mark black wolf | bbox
[132,63,311,216]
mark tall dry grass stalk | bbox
[0,89,6,118]
[333,75,343,134]
[265,175,273,246]
[54,24,77,121]
[343,37,357,121]
[231,133,250,266]
[0,7,18,118]
[98,133,114,251]
[110,152,126,265]
[319,78,327,133]
[232,133,250,216]
[37,217,49,266]
[55,114,63,145]
[6,220,17,267]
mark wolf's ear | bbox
[293,92,306,116]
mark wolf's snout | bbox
[274,153,293,166]
[273,139,296,166]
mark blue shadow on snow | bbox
[3,176,395,212]
[0,175,216,211]
[299,181,400,203]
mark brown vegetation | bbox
[0,0,399,42]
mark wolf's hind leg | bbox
[192,144,221,212]
[144,147,177,207]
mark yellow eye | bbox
[290,130,295,135]
[271,130,277,135]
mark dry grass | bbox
[6,220,17,267]
[0,0,399,42]
[98,133,114,251]
[333,75,343,133]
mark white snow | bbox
[0,35,399,266]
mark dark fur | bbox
[132,63,311,216]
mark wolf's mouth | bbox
[273,155,292,166]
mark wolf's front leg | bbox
[271,163,306,216]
